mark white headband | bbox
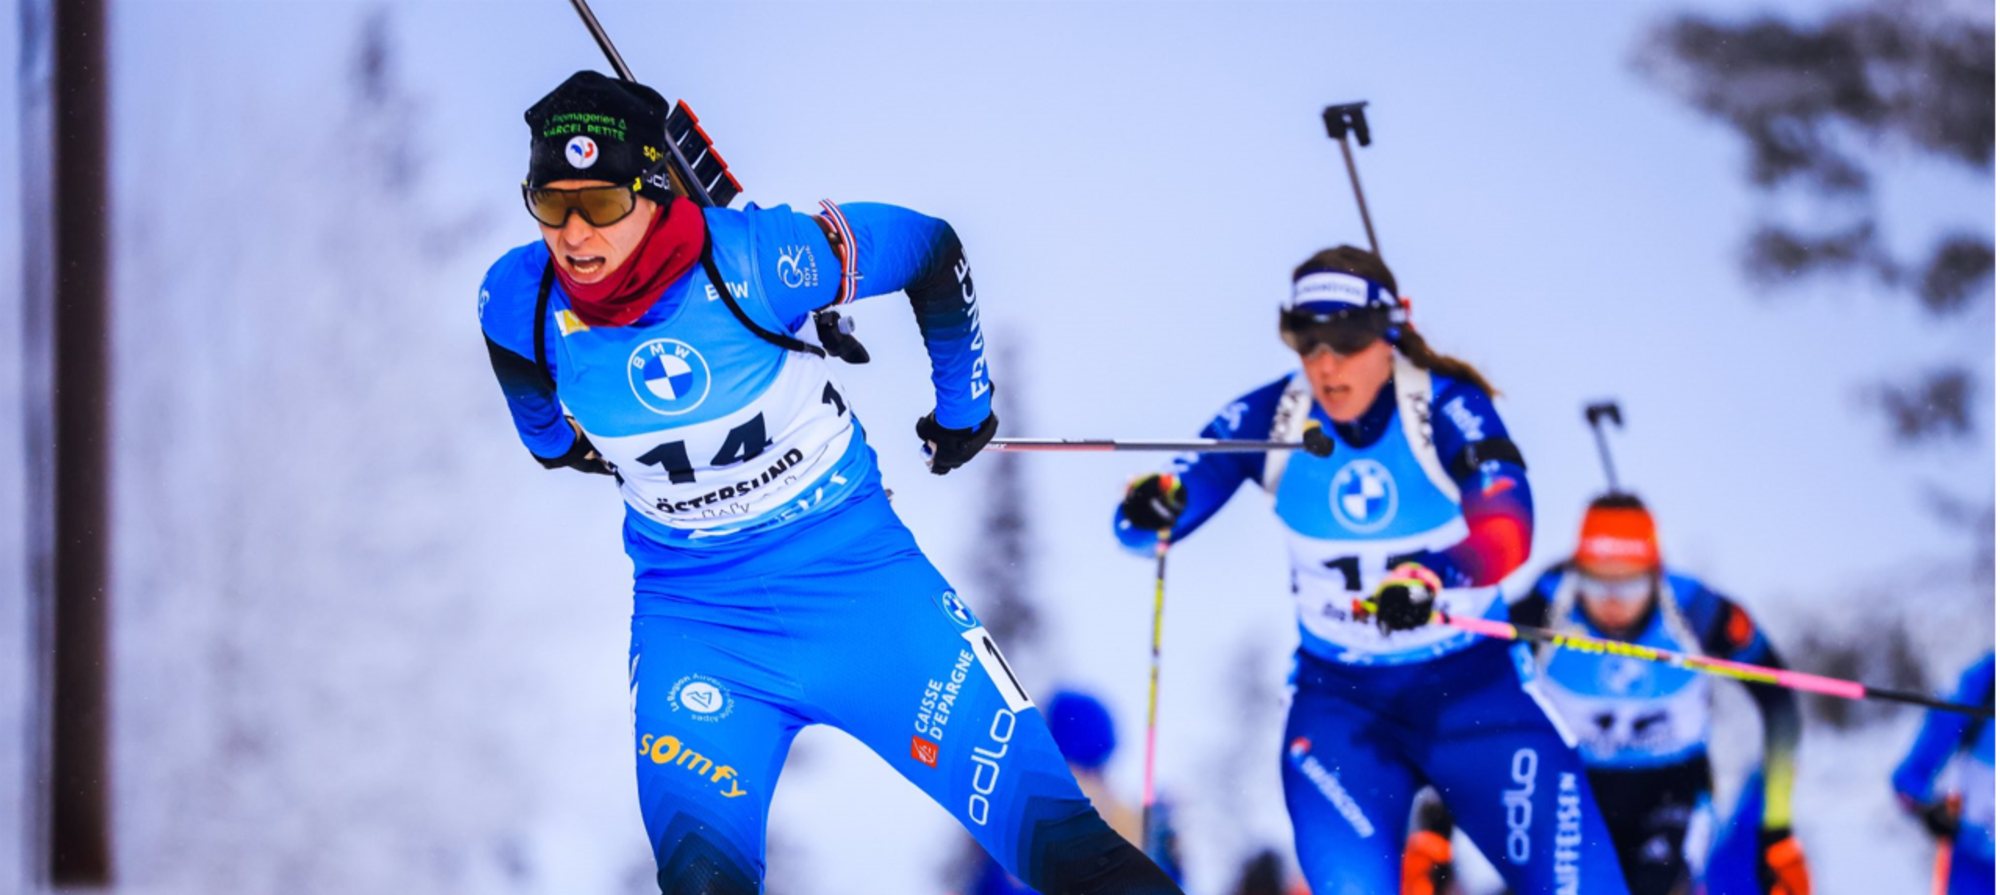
[1288,271,1389,311]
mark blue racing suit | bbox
[1892,653,1996,895]
[482,201,1179,895]
[1515,567,1804,895]
[1113,357,1629,895]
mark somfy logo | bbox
[639,732,748,799]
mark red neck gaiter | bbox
[556,194,706,328]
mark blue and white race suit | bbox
[483,201,1178,895]
[1517,567,1805,895]
[1114,357,1629,895]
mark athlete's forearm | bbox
[1417,460,1533,587]
[1893,690,1978,802]
[484,336,576,461]
[901,224,991,429]
[833,202,992,428]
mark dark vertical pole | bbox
[22,0,113,886]
[1333,137,1380,260]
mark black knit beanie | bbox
[525,70,675,204]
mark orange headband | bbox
[1575,506,1661,576]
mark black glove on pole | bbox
[1371,563,1442,633]
[916,411,999,476]
[1122,474,1187,532]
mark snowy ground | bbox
[3,2,1992,895]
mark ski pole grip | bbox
[1322,102,1371,146]
[1585,401,1623,429]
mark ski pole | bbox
[567,0,634,80]
[987,430,1335,458]
[1931,795,1960,895]
[1322,102,1382,259]
[1583,401,1624,492]
[1141,524,1173,845]
[1434,611,1996,719]
[566,0,741,207]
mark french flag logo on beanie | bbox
[566,136,599,169]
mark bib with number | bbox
[548,213,868,539]
[1538,573,1713,768]
[1263,356,1501,665]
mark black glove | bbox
[915,410,998,476]
[538,417,617,476]
[1370,563,1443,633]
[1914,799,1961,840]
[1122,474,1186,531]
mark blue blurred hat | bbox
[1046,689,1118,771]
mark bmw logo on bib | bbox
[1330,458,1398,533]
[627,339,712,416]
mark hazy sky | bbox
[5,2,1993,894]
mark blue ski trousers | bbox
[1281,640,1633,895]
[624,488,1179,895]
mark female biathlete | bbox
[480,72,1183,895]
[1111,246,1630,894]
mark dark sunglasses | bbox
[522,182,640,228]
[1279,306,1394,357]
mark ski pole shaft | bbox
[1335,136,1380,258]
[1583,401,1624,492]
[1931,795,1960,895]
[1141,531,1171,844]
[1438,613,1996,718]
[564,0,727,207]
[567,0,634,81]
[1588,428,1619,492]
[1322,102,1381,259]
[986,436,1332,457]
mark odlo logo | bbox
[966,709,1016,826]
[1503,748,1539,865]
[640,733,748,799]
